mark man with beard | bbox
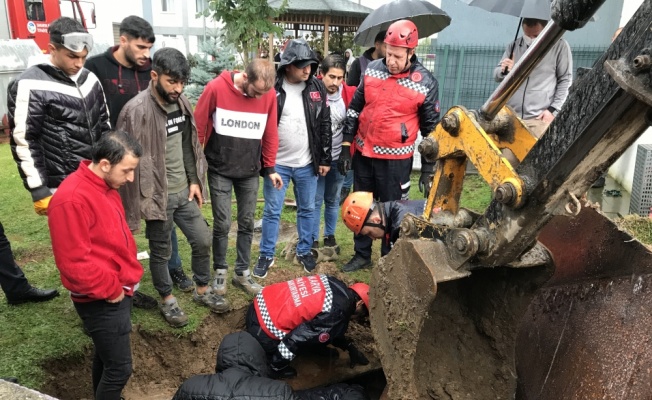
[311,54,356,251]
[195,58,282,297]
[117,48,226,328]
[85,16,163,309]
[48,131,144,400]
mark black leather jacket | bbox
[8,64,110,201]
[275,40,332,173]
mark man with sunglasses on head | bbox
[194,58,282,297]
[7,17,110,217]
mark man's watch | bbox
[547,106,558,117]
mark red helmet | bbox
[341,192,374,235]
[384,20,419,49]
[350,282,370,309]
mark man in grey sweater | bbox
[494,18,572,138]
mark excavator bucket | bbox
[371,205,652,400]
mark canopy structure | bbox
[268,0,372,56]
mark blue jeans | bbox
[312,161,345,241]
[342,169,354,190]
[260,164,318,257]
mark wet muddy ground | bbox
[39,221,384,400]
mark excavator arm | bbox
[371,0,652,398]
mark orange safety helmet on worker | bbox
[349,282,370,309]
[384,19,419,49]
[341,191,375,234]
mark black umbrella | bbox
[353,0,451,47]
[459,0,553,20]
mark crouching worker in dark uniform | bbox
[246,275,370,379]
[341,191,425,256]
[173,331,370,400]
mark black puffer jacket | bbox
[172,331,298,400]
[275,39,332,174]
[7,64,110,201]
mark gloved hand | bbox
[33,195,53,216]
[418,162,436,199]
[338,145,352,176]
[347,344,369,368]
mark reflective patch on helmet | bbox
[411,72,422,82]
[435,100,441,114]
[319,332,330,343]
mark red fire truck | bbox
[2,0,95,52]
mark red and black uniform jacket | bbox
[253,274,356,362]
[343,55,440,160]
[195,70,279,178]
[48,161,143,302]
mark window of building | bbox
[161,0,175,12]
[196,0,208,13]
[25,0,46,21]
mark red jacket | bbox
[343,57,440,160]
[48,161,143,302]
[195,70,278,178]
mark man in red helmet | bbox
[341,191,425,257]
[245,274,370,379]
[337,19,440,272]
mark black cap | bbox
[292,59,318,69]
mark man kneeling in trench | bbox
[173,331,369,399]
[245,274,370,379]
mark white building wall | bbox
[608,0,652,192]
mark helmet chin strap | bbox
[362,202,386,231]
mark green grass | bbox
[0,142,492,390]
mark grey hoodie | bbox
[494,36,572,120]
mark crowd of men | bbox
[1,11,573,399]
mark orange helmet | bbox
[384,20,419,49]
[341,192,374,235]
[349,282,370,309]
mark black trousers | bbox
[74,297,133,400]
[0,222,30,297]
[245,303,279,357]
[352,154,412,259]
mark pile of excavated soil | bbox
[40,225,380,400]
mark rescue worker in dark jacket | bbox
[341,191,425,257]
[246,275,370,379]
[173,331,370,400]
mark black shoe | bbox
[591,175,606,188]
[132,291,158,309]
[0,377,19,384]
[7,287,59,305]
[253,256,274,279]
[312,240,319,250]
[323,235,340,254]
[296,252,317,273]
[170,267,194,292]
[270,365,297,379]
[342,255,372,273]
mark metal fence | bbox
[414,44,608,113]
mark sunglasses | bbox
[57,32,94,52]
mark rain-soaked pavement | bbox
[586,175,633,219]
